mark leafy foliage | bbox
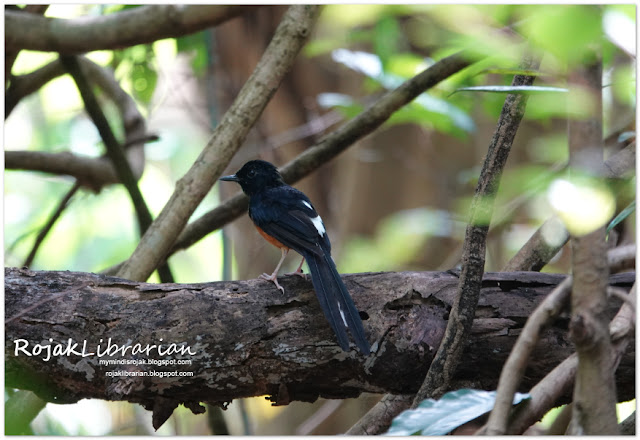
[385,389,530,436]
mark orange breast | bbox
[255,226,289,250]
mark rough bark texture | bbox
[5,268,635,416]
[411,56,541,407]
[567,47,620,435]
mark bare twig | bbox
[411,55,541,407]
[59,55,173,283]
[116,5,321,282]
[345,394,413,435]
[483,277,572,434]
[296,400,343,435]
[5,5,254,54]
[485,243,636,435]
[23,181,81,268]
[504,283,635,434]
[607,243,636,273]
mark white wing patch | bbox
[337,302,348,328]
[302,200,313,210]
[310,215,326,236]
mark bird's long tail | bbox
[304,252,370,354]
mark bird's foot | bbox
[260,272,285,293]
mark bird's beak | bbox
[219,174,239,182]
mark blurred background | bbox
[5,4,635,435]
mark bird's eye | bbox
[247,169,256,178]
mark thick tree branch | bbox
[116,5,320,282]
[5,5,49,81]
[5,268,635,427]
[411,55,541,408]
[5,5,253,54]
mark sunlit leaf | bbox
[548,177,616,236]
[385,389,530,436]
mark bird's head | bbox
[220,160,285,196]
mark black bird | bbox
[220,160,370,355]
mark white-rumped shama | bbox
[220,160,370,355]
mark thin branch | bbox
[23,181,81,268]
[504,283,635,434]
[485,243,635,434]
[607,243,636,273]
[6,60,65,117]
[411,55,541,407]
[5,5,254,54]
[296,399,343,435]
[483,276,572,434]
[59,55,173,283]
[171,51,477,257]
[345,394,413,435]
[59,56,153,236]
[116,5,321,282]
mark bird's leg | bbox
[285,256,306,278]
[260,247,288,293]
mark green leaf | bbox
[451,85,568,96]
[385,389,530,436]
[131,60,157,104]
[607,200,635,235]
[373,16,401,69]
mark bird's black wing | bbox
[249,186,329,256]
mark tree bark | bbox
[5,268,635,419]
[5,5,253,54]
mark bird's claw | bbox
[260,272,285,293]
